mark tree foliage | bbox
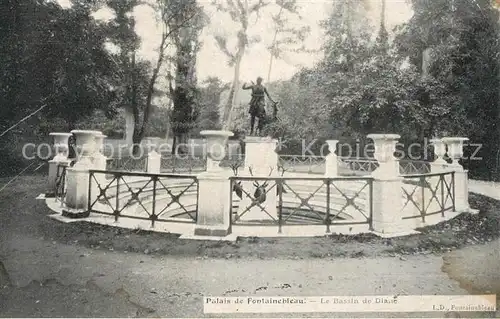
[211,0,270,128]
[0,0,119,131]
[167,0,206,153]
[266,0,311,81]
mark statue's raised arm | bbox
[242,82,253,90]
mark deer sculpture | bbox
[276,163,288,195]
[230,161,243,200]
[249,166,274,204]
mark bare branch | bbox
[214,35,236,62]
[249,0,269,13]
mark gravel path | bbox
[0,234,494,318]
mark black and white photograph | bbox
[0,0,499,317]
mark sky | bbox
[57,0,413,83]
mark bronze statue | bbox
[242,77,276,136]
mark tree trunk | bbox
[124,108,134,145]
[267,5,283,83]
[130,52,142,157]
[171,133,188,155]
[267,30,279,82]
[223,48,245,130]
[138,32,167,140]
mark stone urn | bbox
[200,130,234,172]
[367,134,400,178]
[49,132,73,162]
[442,137,468,168]
[70,130,102,169]
[93,133,108,170]
[430,138,447,164]
[94,133,106,154]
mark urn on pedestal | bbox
[70,130,101,169]
[200,130,234,173]
[442,137,468,169]
[46,133,73,197]
[367,134,401,179]
[50,133,73,161]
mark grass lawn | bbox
[0,175,499,259]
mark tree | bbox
[211,0,270,129]
[194,77,230,133]
[0,0,120,174]
[396,0,500,178]
[166,0,206,154]
[106,0,203,154]
[0,0,119,131]
[105,0,145,149]
[266,0,310,82]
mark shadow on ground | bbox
[0,278,155,317]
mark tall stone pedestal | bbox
[453,169,469,212]
[442,136,470,213]
[62,130,101,219]
[194,130,234,236]
[237,136,278,221]
[325,140,339,177]
[46,132,73,197]
[63,167,91,218]
[371,178,406,234]
[367,134,411,234]
[145,137,162,174]
[194,171,232,236]
[93,133,108,170]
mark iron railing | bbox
[54,163,68,205]
[338,157,379,175]
[230,176,373,233]
[399,160,431,175]
[106,157,148,172]
[160,155,207,174]
[88,170,198,227]
[278,155,325,174]
[401,171,455,221]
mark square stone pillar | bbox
[367,134,412,235]
[194,130,234,236]
[371,177,407,234]
[442,137,470,212]
[147,151,161,174]
[194,170,232,236]
[144,137,162,174]
[324,140,339,177]
[62,130,101,219]
[237,136,278,221]
[93,133,108,170]
[63,167,91,218]
[46,133,73,197]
